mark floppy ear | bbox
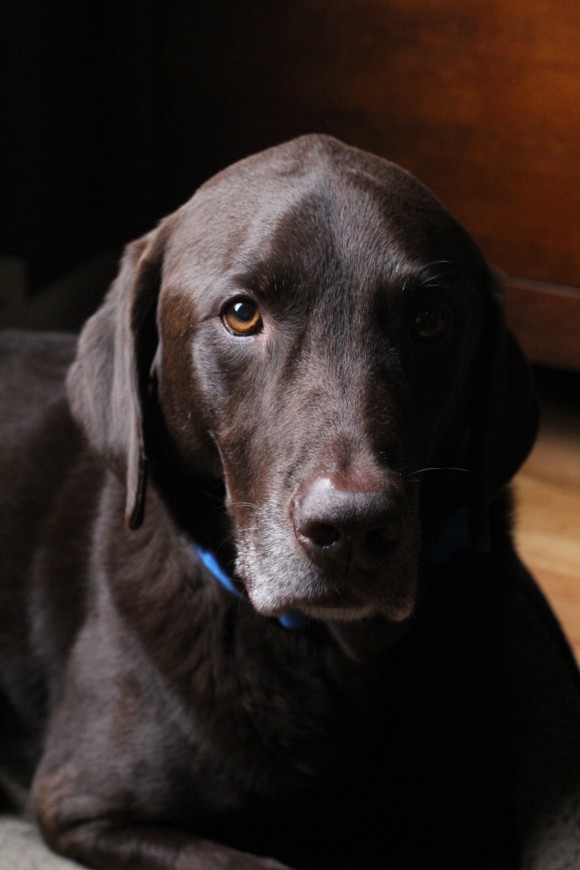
[468,277,539,551]
[67,226,167,530]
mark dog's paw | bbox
[176,842,294,870]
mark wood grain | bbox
[186,0,580,289]
[505,277,580,371]
[514,398,580,663]
[166,0,580,369]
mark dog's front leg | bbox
[31,629,294,870]
[32,725,293,870]
[33,810,291,870]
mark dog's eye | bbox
[412,307,448,342]
[222,298,263,336]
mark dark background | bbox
[1,2,215,291]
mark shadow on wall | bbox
[0,253,119,333]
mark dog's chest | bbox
[159,625,396,861]
[182,620,382,794]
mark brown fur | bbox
[1,136,540,868]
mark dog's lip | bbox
[262,583,417,624]
[300,590,363,609]
[299,601,378,621]
[248,582,365,615]
[275,590,375,621]
[248,581,416,624]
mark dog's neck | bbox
[193,542,309,630]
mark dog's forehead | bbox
[163,135,484,290]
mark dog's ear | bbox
[468,275,539,551]
[67,226,168,530]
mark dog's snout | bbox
[292,478,407,571]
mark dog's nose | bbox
[292,478,406,571]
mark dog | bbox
[1,134,578,869]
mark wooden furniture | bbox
[157,0,580,369]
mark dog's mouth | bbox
[226,472,421,626]
[284,595,383,623]
[246,587,416,625]
[242,555,419,625]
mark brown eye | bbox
[222,298,263,336]
[413,307,448,342]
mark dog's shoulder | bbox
[0,329,90,550]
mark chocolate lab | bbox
[1,135,579,869]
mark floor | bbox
[514,369,580,663]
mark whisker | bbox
[407,466,468,478]
[200,489,227,505]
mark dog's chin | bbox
[302,601,416,623]
[297,597,415,624]
[245,576,417,625]
[298,601,379,622]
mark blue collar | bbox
[432,507,472,564]
[193,508,472,632]
[193,543,309,631]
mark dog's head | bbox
[68,135,537,624]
